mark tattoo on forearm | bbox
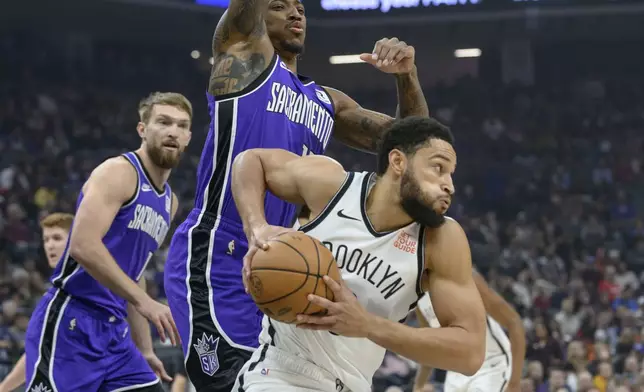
[336,110,394,152]
[209,52,266,96]
[395,70,429,118]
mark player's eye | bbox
[297,7,305,14]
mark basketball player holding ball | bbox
[231,116,487,392]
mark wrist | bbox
[132,291,150,308]
[245,217,268,236]
[394,65,417,79]
[364,313,383,340]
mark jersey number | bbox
[302,144,313,156]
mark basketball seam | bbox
[299,236,322,316]
[251,267,322,277]
[324,252,335,301]
[252,239,310,305]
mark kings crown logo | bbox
[30,383,52,392]
[193,333,220,376]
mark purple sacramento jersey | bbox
[25,152,172,391]
[164,53,335,387]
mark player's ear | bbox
[388,149,406,177]
[136,122,146,140]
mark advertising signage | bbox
[195,0,644,19]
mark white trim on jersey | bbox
[183,53,283,366]
[205,99,255,353]
[110,379,161,392]
[25,289,72,392]
[215,56,280,103]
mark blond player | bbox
[0,213,74,392]
[413,270,526,392]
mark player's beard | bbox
[282,39,305,56]
[399,169,446,229]
[147,142,182,169]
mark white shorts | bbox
[232,345,352,392]
[444,356,511,392]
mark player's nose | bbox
[442,176,455,196]
[286,7,302,20]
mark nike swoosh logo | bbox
[337,209,359,221]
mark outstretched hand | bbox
[296,275,373,338]
[359,37,415,74]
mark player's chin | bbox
[159,153,182,169]
[47,257,58,268]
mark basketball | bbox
[248,231,341,324]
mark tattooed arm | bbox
[209,0,274,95]
[323,66,429,153]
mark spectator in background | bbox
[593,361,614,392]
[542,366,571,392]
[528,322,564,373]
[555,298,582,342]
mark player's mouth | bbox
[48,253,59,262]
[162,141,179,150]
[437,198,451,209]
[288,23,304,34]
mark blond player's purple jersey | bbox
[25,152,171,392]
[50,151,172,319]
[164,53,335,386]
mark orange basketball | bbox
[248,231,341,324]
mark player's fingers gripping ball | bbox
[248,231,342,324]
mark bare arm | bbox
[0,354,26,391]
[209,0,273,95]
[127,278,155,356]
[171,192,179,221]
[365,220,486,375]
[324,66,429,153]
[474,270,526,388]
[127,192,179,354]
[231,149,346,234]
[69,158,149,308]
[412,309,434,392]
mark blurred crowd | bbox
[1,33,644,392]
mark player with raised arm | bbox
[0,213,73,392]
[413,270,526,392]
[230,116,487,391]
[163,0,431,389]
[24,92,191,392]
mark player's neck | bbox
[135,148,171,189]
[365,179,414,232]
[278,52,298,73]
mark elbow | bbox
[69,236,93,265]
[459,334,486,376]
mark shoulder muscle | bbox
[82,157,138,206]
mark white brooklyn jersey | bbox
[417,293,511,362]
[257,171,425,392]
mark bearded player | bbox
[163,0,431,389]
[413,270,526,392]
[0,213,73,392]
[230,116,487,391]
[24,92,191,392]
